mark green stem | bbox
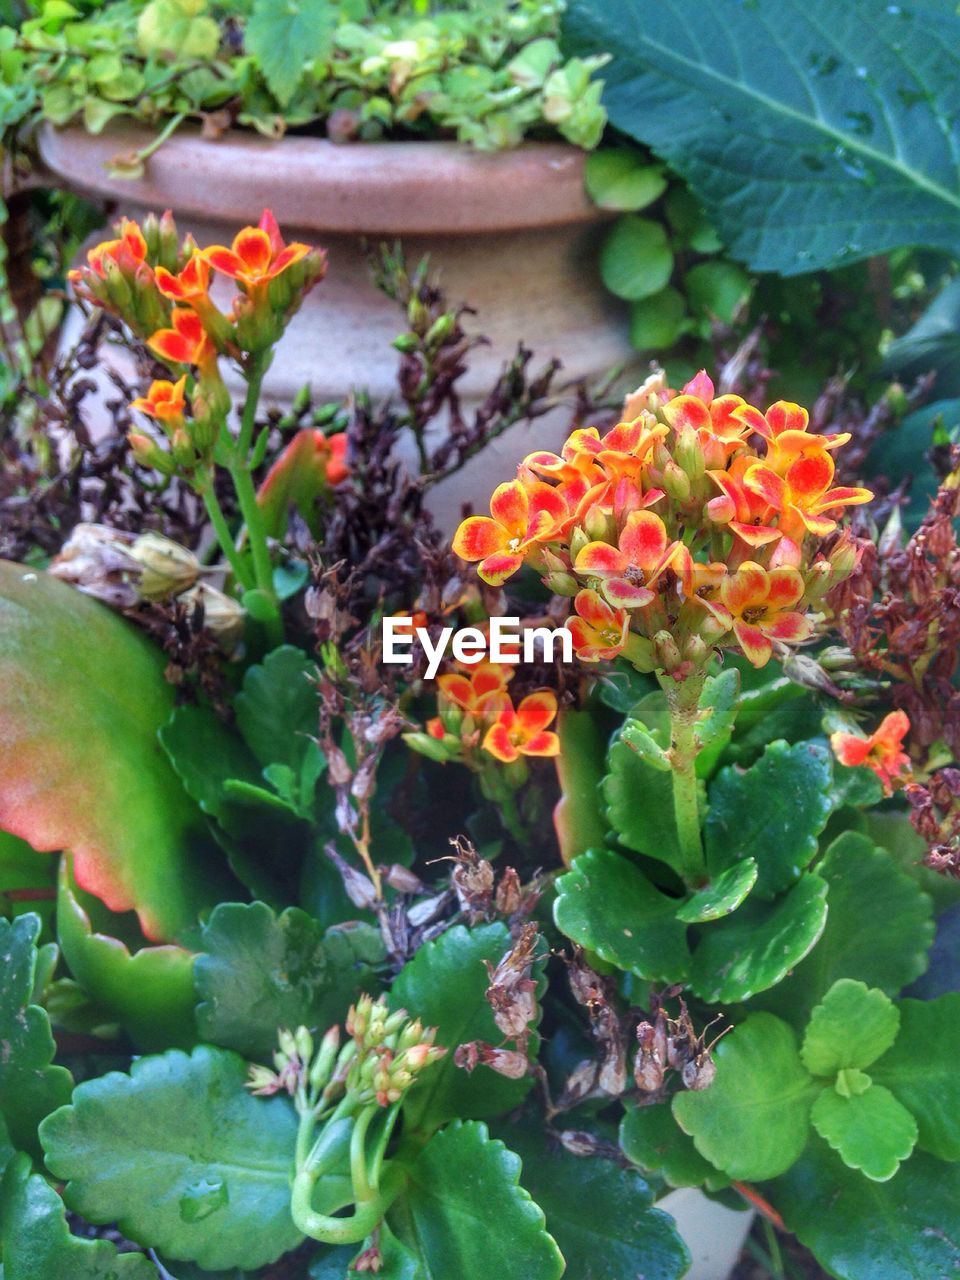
[200,477,254,589]
[292,1155,403,1246]
[658,669,708,888]
[350,1106,376,1202]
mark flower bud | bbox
[662,460,691,502]
[675,427,705,481]
[308,1025,342,1093]
[278,1028,298,1060]
[179,583,245,654]
[653,629,682,672]
[126,532,199,601]
[569,527,590,559]
[584,506,614,543]
[128,432,175,475]
[403,732,455,763]
[295,1026,314,1064]
[544,570,579,597]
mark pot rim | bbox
[37,122,605,235]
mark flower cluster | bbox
[70,208,328,484]
[453,371,872,674]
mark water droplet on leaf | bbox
[179,1175,229,1222]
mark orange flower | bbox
[203,209,311,290]
[565,589,630,662]
[705,454,780,549]
[732,400,851,473]
[662,372,754,453]
[155,253,212,304]
[744,450,872,541]
[831,710,911,795]
[83,218,148,278]
[148,308,217,371]
[438,663,512,718]
[573,510,677,607]
[709,562,812,667]
[452,478,567,585]
[130,376,187,424]
[482,691,560,763]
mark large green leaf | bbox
[773,1138,960,1280]
[234,645,319,772]
[872,995,960,1162]
[57,856,196,1052]
[756,832,935,1026]
[194,901,384,1061]
[1,1154,156,1280]
[0,562,229,942]
[501,1119,689,1280]
[245,0,335,105]
[0,913,73,1156]
[564,0,960,273]
[688,872,828,1004]
[620,1100,728,1191]
[389,924,536,1130]
[39,1046,302,1270]
[705,740,832,897]
[553,849,691,983]
[603,734,685,875]
[672,1013,816,1181]
[810,1084,917,1182]
[389,1121,563,1280]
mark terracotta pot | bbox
[39,124,633,528]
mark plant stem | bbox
[200,477,254,589]
[658,669,708,888]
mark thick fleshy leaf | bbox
[620,1102,729,1191]
[554,849,691,983]
[389,924,536,1130]
[194,901,384,1061]
[694,668,740,777]
[388,1121,563,1280]
[0,562,228,941]
[773,1138,960,1280]
[872,995,960,1161]
[39,1046,302,1270]
[810,1084,917,1182]
[553,708,609,866]
[564,0,960,273]
[705,739,833,897]
[0,913,73,1156]
[501,1119,689,1280]
[801,980,900,1076]
[757,832,935,1027]
[672,1013,816,1181]
[689,873,828,1004]
[600,215,674,301]
[619,719,671,771]
[57,857,196,1052]
[1,1153,156,1280]
[584,147,668,211]
[604,734,685,875]
[675,856,757,923]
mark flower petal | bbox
[830,731,871,768]
[603,579,655,608]
[662,394,711,432]
[765,401,809,436]
[520,730,561,758]
[437,674,476,710]
[453,517,507,562]
[786,451,834,501]
[515,691,558,736]
[489,480,529,533]
[619,510,667,571]
[744,464,786,510]
[477,552,525,586]
[203,246,247,279]
[482,722,519,763]
[574,542,628,575]
[720,562,768,614]
[765,567,805,609]
[232,227,273,276]
[574,588,616,629]
[733,620,772,668]
[762,610,813,643]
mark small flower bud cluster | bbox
[345,994,446,1107]
[70,208,328,485]
[452,370,873,676]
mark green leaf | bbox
[629,286,687,350]
[194,901,383,1061]
[832,763,885,809]
[801,980,900,1076]
[0,829,56,932]
[676,856,757,923]
[501,1119,689,1280]
[620,1101,728,1190]
[683,261,752,324]
[810,1084,917,1182]
[694,668,740,777]
[619,720,671,770]
[246,0,336,106]
[159,704,264,825]
[0,562,229,942]
[389,924,536,1130]
[604,734,685,875]
[234,645,319,771]
[600,215,674,301]
[672,1013,816,1181]
[554,849,690,983]
[884,278,960,401]
[705,740,833,898]
[389,1121,563,1280]
[137,0,220,59]
[0,914,73,1156]
[40,1047,302,1270]
[57,857,196,1053]
[872,995,960,1161]
[773,1138,960,1280]
[564,0,960,273]
[759,832,935,1026]
[688,872,828,1004]
[1,1153,156,1280]
[553,707,610,865]
[584,147,668,211]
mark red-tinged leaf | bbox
[0,562,231,942]
[256,428,334,539]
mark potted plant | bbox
[1,195,959,1280]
